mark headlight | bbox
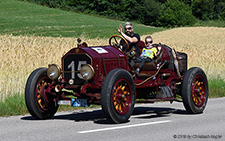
[80,64,95,81]
[47,64,61,80]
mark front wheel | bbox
[182,67,208,114]
[25,68,58,119]
[101,69,135,123]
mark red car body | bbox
[25,36,208,123]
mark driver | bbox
[117,22,140,65]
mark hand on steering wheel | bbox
[109,35,129,53]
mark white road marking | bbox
[78,120,171,134]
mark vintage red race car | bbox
[25,35,209,123]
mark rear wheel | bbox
[182,67,208,114]
[101,69,135,123]
[25,68,58,119]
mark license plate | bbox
[71,98,87,107]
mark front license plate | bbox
[71,98,88,107]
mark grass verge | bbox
[0,94,99,117]
[0,79,224,117]
[0,94,27,116]
[209,79,225,98]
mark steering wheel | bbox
[109,35,129,53]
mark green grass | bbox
[209,79,225,98]
[0,94,27,116]
[0,79,224,117]
[194,20,225,27]
[0,0,164,38]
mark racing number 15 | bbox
[68,61,87,79]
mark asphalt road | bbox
[0,97,224,141]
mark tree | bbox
[157,0,196,27]
[136,0,162,25]
[213,0,225,21]
[191,0,214,20]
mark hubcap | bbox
[112,79,132,115]
[191,75,206,107]
[36,77,51,110]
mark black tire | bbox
[101,69,135,123]
[25,68,58,119]
[182,67,208,114]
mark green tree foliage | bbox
[19,0,224,27]
[131,0,161,25]
[191,0,214,20]
[183,0,225,21]
[156,0,196,27]
[214,1,225,21]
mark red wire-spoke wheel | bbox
[101,69,135,123]
[182,67,208,114]
[191,75,207,107]
[112,79,132,115]
[36,77,52,111]
[25,68,58,119]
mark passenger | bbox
[117,22,141,65]
[135,36,161,74]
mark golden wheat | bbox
[0,27,224,101]
[146,27,225,81]
[0,35,107,101]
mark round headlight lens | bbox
[47,64,61,80]
[80,64,95,80]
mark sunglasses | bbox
[125,27,132,31]
[145,41,153,44]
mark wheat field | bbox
[0,27,224,101]
[149,27,225,81]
